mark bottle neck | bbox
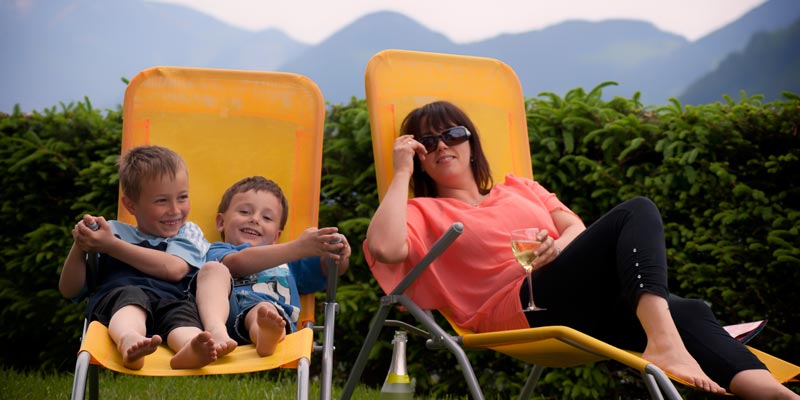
[389,336,407,376]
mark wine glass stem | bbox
[526,270,536,309]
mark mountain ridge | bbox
[2,0,798,112]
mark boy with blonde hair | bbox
[60,145,216,370]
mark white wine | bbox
[511,240,541,271]
[510,228,547,311]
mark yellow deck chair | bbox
[341,49,800,400]
[70,67,338,400]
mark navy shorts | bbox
[89,285,203,339]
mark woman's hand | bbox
[392,135,426,176]
[531,229,561,270]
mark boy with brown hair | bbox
[59,145,217,370]
[196,176,350,357]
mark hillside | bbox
[680,18,800,104]
[631,0,800,102]
[0,0,308,112]
[2,0,799,111]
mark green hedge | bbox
[1,87,798,398]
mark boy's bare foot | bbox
[208,327,238,357]
[255,306,287,357]
[119,334,162,370]
[170,331,217,369]
[643,345,726,394]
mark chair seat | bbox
[457,323,800,388]
[79,321,313,376]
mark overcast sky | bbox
[149,0,768,43]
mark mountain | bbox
[631,0,800,102]
[2,0,799,112]
[279,12,458,104]
[293,0,800,105]
[460,20,686,101]
[0,0,308,112]
[679,17,800,104]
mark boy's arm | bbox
[59,216,98,298]
[291,234,349,294]
[59,242,88,299]
[224,241,317,277]
[103,239,190,282]
[83,218,192,282]
[223,227,342,277]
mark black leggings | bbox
[524,197,765,387]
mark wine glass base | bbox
[521,306,546,312]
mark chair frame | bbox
[340,223,683,400]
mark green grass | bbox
[0,368,390,400]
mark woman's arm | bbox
[365,135,426,264]
[365,169,412,263]
[552,209,585,251]
[531,209,586,270]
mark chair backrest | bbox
[365,49,532,201]
[120,67,325,243]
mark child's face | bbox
[216,190,283,246]
[122,167,190,238]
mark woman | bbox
[364,101,798,399]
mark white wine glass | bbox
[510,228,546,311]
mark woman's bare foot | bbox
[119,334,162,370]
[255,306,286,357]
[170,331,217,369]
[643,345,726,394]
[208,327,238,357]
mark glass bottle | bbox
[379,330,413,399]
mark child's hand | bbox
[72,214,114,253]
[323,233,351,275]
[296,227,341,258]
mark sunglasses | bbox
[417,126,471,154]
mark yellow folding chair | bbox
[341,49,800,399]
[70,66,338,400]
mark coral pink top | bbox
[365,174,577,333]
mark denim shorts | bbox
[226,288,291,344]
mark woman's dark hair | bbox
[400,101,493,198]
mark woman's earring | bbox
[470,157,474,163]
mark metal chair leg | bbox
[297,357,310,400]
[518,365,544,400]
[71,351,91,400]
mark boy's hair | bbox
[218,176,289,231]
[118,145,187,202]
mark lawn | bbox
[1,368,390,400]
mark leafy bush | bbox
[1,88,798,399]
[0,100,122,370]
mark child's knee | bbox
[198,261,231,280]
